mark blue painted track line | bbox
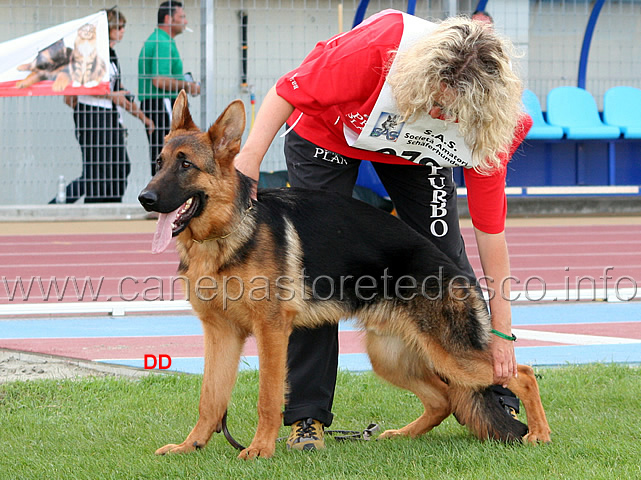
[515,344,641,367]
[0,302,639,339]
[0,315,203,339]
[105,342,641,374]
[1,302,639,373]
[508,302,640,326]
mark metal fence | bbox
[1,0,640,205]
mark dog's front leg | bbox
[52,71,71,92]
[156,319,244,455]
[15,72,41,89]
[239,313,293,459]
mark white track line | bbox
[513,328,640,345]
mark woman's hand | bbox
[63,95,77,109]
[234,152,261,200]
[490,333,517,387]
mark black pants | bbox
[65,104,130,203]
[282,130,484,427]
[141,97,175,175]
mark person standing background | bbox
[58,7,155,203]
[138,0,200,175]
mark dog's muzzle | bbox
[138,189,159,212]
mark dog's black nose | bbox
[138,189,159,211]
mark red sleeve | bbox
[463,113,533,234]
[275,13,403,115]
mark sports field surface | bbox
[0,216,639,372]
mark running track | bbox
[0,220,639,373]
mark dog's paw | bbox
[52,80,68,92]
[523,429,552,445]
[155,442,198,455]
[52,74,70,92]
[378,429,404,440]
[237,443,275,460]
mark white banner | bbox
[0,12,110,97]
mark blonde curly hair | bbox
[387,16,523,173]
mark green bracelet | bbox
[491,329,517,341]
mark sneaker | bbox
[492,387,520,421]
[286,418,325,451]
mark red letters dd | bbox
[144,354,172,369]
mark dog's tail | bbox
[449,386,528,442]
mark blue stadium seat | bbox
[546,86,621,139]
[603,86,641,139]
[521,89,564,140]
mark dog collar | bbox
[193,202,254,244]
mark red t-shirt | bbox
[276,9,531,234]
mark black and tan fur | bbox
[16,39,72,91]
[139,91,551,459]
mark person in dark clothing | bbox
[58,7,154,203]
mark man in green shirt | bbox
[138,1,200,174]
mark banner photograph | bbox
[0,11,110,97]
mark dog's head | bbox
[18,39,71,72]
[138,91,246,253]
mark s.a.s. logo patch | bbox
[370,112,404,142]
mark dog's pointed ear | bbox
[208,100,246,163]
[170,90,198,132]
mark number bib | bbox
[344,13,474,168]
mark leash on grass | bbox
[322,424,380,441]
[220,410,380,451]
[221,410,247,451]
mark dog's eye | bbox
[181,160,192,169]
[155,158,163,170]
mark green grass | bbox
[1,364,640,479]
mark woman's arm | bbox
[234,85,295,196]
[473,228,517,387]
[125,98,155,134]
[101,90,156,134]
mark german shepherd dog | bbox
[139,91,551,459]
[16,39,72,91]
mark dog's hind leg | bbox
[365,331,452,439]
[239,311,294,459]
[155,319,244,455]
[506,364,552,444]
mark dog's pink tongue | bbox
[151,209,180,254]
